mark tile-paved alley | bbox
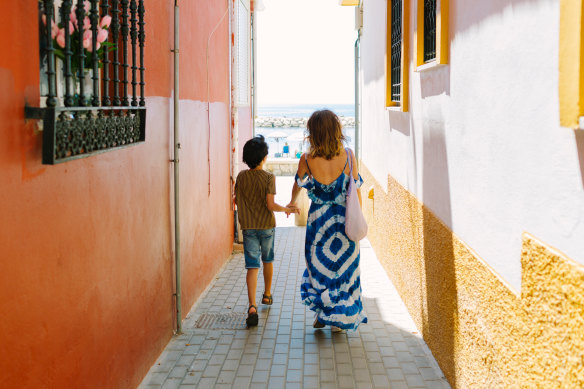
[138,225,451,389]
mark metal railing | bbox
[424,0,436,62]
[26,0,146,164]
[391,0,402,103]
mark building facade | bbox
[357,0,584,387]
[0,1,253,387]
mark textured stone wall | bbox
[361,166,584,388]
[264,158,299,176]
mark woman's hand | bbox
[284,204,300,217]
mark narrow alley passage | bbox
[139,224,451,389]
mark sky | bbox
[256,0,357,106]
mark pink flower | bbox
[100,15,112,29]
[69,11,77,29]
[84,1,91,13]
[83,16,91,31]
[52,23,60,39]
[42,15,60,39]
[82,29,92,49]
[56,29,65,48]
[97,28,108,43]
[87,42,101,52]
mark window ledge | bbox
[415,61,448,72]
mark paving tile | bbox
[372,374,390,388]
[387,368,405,381]
[180,371,202,385]
[303,375,319,389]
[267,376,285,388]
[319,369,336,382]
[286,369,302,382]
[401,361,421,375]
[272,353,287,365]
[252,369,269,383]
[168,366,187,379]
[419,366,441,380]
[426,379,450,389]
[195,377,217,389]
[405,373,427,388]
[208,354,226,366]
[217,370,236,384]
[236,364,255,377]
[201,365,221,378]
[389,379,411,389]
[287,358,303,370]
[269,364,286,377]
[338,375,356,389]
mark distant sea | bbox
[256,104,355,157]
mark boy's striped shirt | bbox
[235,169,276,230]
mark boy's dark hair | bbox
[242,135,269,169]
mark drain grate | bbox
[194,312,248,329]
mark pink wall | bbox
[0,1,233,388]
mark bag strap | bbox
[346,148,353,176]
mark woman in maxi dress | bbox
[288,109,367,331]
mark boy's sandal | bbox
[246,305,258,327]
[313,318,326,329]
[261,293,273,305]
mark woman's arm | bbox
[288,154,308,207]
[289,181,302,207]
[267,194,299,213]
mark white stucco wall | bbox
[360,0,584,291]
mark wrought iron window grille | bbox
[391,0,402,103]
[26,0,146,165]
[423,0,437,62]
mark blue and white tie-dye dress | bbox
[296,163,368,330]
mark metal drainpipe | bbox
[251,6,257,136]
[172,0,182,335]
[354,31,361,165]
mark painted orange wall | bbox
[0,1,233,388]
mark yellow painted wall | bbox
[559,0,584,128]
[362,165,584,388]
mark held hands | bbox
[284,203,300,217]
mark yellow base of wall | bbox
[361,166,584,388]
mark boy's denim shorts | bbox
[242,228,275,269]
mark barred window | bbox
[28,0,146,164]
[391,0,403,103]
[386,0,409,111]
[415,0,447,68]
[423,0,436,62]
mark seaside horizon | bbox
[255,103,356,158]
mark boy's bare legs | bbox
[262,262,273,300]
[247,268,259,314]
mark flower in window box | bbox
[42,1,115,102]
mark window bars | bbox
[423,0,436,62]
[391,0,402,103]
[26,0,146,165]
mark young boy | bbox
[235,135,298,327]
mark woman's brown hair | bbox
[306,109,346,160]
